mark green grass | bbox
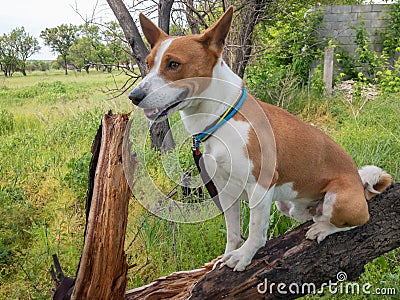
[0,69,131,298]
[0,70,399,299]
[298,93,400,300]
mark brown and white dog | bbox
[129,7,392,271]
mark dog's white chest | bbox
[201,119,255,193]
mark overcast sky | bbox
[0,0,113,60]
[0,0,392,60]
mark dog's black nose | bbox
[129,88,146,106]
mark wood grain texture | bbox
[71,113,134,300]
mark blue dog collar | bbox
[193,87,247,152]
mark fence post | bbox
[323,45,334,96]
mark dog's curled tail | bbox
[358,165,393,200]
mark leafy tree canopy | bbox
[40,24,79,74]
[0,27,40,76]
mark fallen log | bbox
[126,183,400,299]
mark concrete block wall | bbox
[316,4,391,55]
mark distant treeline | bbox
[0,22,133,77]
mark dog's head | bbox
[129,7,234,121]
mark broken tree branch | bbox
[69,112,134,300]
[70,112,133,300]
[52,112,137,300]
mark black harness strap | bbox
[192,140,224,214]
[191,88,247,214]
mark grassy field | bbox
[0,70,132,298]
[0,70,399,299]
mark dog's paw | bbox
[306,222,334,243]
[212,258,225,270]
[220,248,252,272]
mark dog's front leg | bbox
[221,185,274,271]
[222,196,241,254]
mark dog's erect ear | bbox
[139,13,168,48]
[199,6,233,56]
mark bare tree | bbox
[106,0,148,76]
[230,0,267,78]
[184,0,201,34]
[159,0,175,33]
[173,0,267,78]
[106,0,175,152]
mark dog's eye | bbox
[168,61,180,70]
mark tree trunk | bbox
[106,0,175,152]
[51,112,137,300]
[159,0,175,34]
[106,0,149,77]
[231,1,264,78]
[185,0,201,34]
[154,0,176,152]
[126,183,400,299]
[69,112,135,300]
[150,120,175,152]
[63,55,68,75]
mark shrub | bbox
[376,58,400,93]
[0,109,15,135]
[245,6,325,103]
[62,152,92,197]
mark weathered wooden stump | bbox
[52,112,136,300]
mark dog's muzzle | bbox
[129,86,147,106]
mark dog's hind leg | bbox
[221,184,274,271]
[306,179,369,243]
[275,200,291,217]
